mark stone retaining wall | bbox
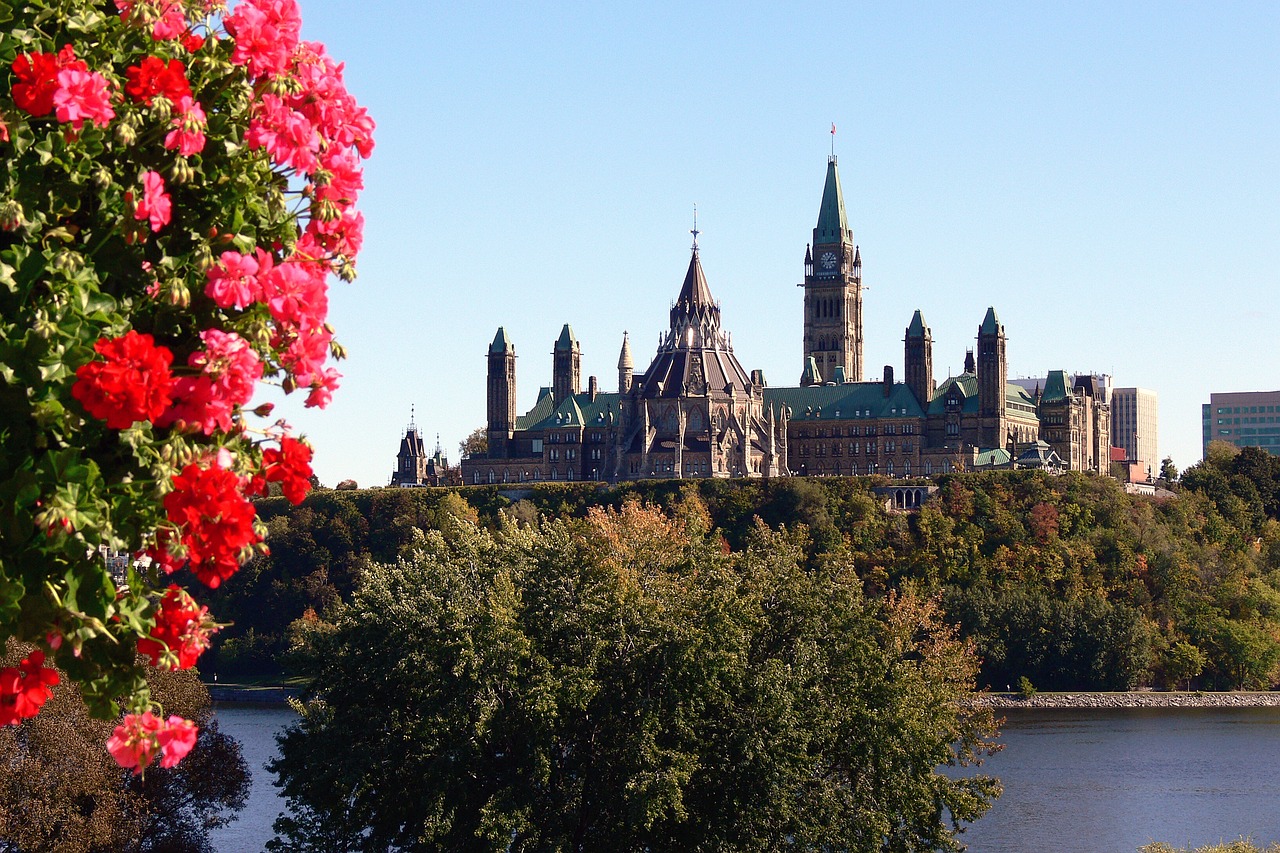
[974,691,1280,709]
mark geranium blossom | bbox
[205,248,271,309]
[52,67,116,129]
[225,0,302,78]
[115,0,190,41]
[124,56,191,106]
[11,46,86,117]
[159,462,261,588]
[161,329,263,434]
[108,712,196,773]
[255,436,314,503]
[138,585,218,669]
[133,170,172,232]
[0,651,60,726]
[164,95,207,155]
[71,330,175,429]
[156,716,197,767]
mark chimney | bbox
[883,365,894,398]
[588,375,598,401]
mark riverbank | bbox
[207,684,301,704]
[975,691,1280,709]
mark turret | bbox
[486,327,517,458]
[904,309,934,408]
[977,306,1008,447]
[552,323,580,404]
[617,331,633,394]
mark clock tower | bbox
[800,155,862,384]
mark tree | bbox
[0,644,249,852]
[269,504,1001,852]
[459,427,488,460]
[1160,456,1179,483]
[0,0,371,763]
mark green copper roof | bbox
[906,310,928,339]
[1041,370,1070,402]
[980,306,1002,335]
[972,448,1012,468]
[763,381,926,421]
[554,324,577,351]
[814,157,853,246]
[490,327,513,353]
[516,389,622,432]
[801,356,822,386]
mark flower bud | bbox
[0,200,24,231]
[93,166,113,190]
[252,403,275,417]
[169,158,195,185]
[115,122,138,147]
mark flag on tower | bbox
[831,122,836,135]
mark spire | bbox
[906,309,928,339]
[617,331,633,370]
[407,405,417,434]
[670,245,719,329]
[814,156,853,246]
[490,327,513,353]
[554,323,578,352]
[980,306,1002,336]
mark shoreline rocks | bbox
[973,691,1280,709]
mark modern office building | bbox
[1202,390,1280,458]
[1111,387,1159,474]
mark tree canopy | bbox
[269,502,1000,852]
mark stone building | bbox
[460,155,1110,485]
[390,411,454,486]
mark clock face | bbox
[820,251,838,271]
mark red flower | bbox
[11,46,87,117]
[161,463,260,588]
[257,436,313,504]
[124,56,191,106]
[71,331,174,429]
[0,651,60,726]
[137,585,218,669]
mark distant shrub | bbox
[1017,676,1038,699]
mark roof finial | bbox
[407,405,416,434]
[830,122,836,159]
[690,204,699,251]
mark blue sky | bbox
[277,1,1278,488]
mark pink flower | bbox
[133,171,171,232]
[107,711,199,773]
[205,248,270,309]
[115,0,190,41]
[52,67,115,129]
[107,711,163,772]
[305,368,340,408]
[156,716,197,767]
[161,329,263,435]
[261,258,327,329]
[225,0,302,78]
[164,95,207,155]
[246,93,319,174]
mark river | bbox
[210,704,1280,852]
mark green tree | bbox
[0,646,249,852]
[269,504,1000,852]
[1159,456,1179,483]
[459,427,489,460]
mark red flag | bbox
[831,123,836,135]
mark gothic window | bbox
[832,444,841,457]
[849,443,856,455]
[887,440,896,452]
[904,462,912,477]
[887,462,895,477]
[925,462,933,476]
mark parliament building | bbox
[460,157,1110,485]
